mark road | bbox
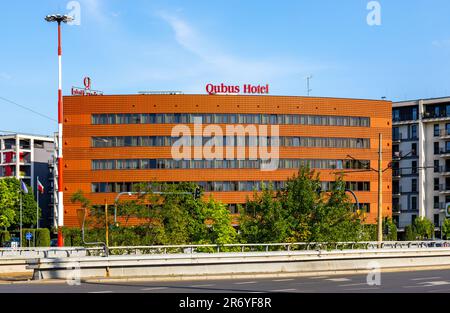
[1,269,450,293]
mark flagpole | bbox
[36,176,40,230]
[20,189,23,248]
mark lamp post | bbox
[45,14,73,247]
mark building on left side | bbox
[0,133,56,228]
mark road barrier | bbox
[28,245,450,281]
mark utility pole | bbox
[105,200,109,248]
[377,133,383,243]
[306,75,313,96]
[45,14,73,247]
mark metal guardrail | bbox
[3,241,450,258]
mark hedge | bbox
[0,231,10,245]
[20,229,51,247]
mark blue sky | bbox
[1,0,450,135]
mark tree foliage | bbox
[0,178,39,230]
[240,167,372,244]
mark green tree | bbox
[309,176,368,243]
[280,167,321,242]
[442,219,450,240]
[239,183,289,243]
[413,217,434,240]
[404,225,416,241]
[203,198,237,245]
[383,218,398,241]
[0,178,39,230]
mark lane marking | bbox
[234,281,257,285]
[269,289,297,293]
[309,276,329,280]
[411,277,442,281]
[418,281,450,286]
[272,279,295,282]
[343,287,380,291]
[189,284,215,288]
[326,278,351,282]
[141,287,169,291]
[89,291,113,294]
[339,283,368,287]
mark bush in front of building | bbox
[404,225,416,241]
[412,217,434,240]
[442,219,450,240]
[0,231,10,246]
[35,228,50,247]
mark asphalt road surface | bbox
[1,269,450,293]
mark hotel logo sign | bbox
[206,83,269,95]
[72,77,103,96]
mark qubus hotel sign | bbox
[71,77,104,96]
[206,83,270,95]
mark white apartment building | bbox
[0,133,56,227]
[393,97,450,236]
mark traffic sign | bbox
[25,232,33,241]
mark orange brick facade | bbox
[62,94,392,227]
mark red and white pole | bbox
[57,22,64,247]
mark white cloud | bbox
[156,11,325,83]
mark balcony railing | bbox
[423,112,450,119]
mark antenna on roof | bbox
[306,75,313,96]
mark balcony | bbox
[440,129,450,139]
[392,203,401,214]
[439,149,450,158]
[422,111,450,122]
[392,186,402,197]
[439,184,450,194]
[440,166,450,176]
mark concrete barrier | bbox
[0,258,32,275]
[28,247,450,280]
[0,247,94,259]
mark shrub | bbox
[0,231,10,245]
[35,229,51,247]
[413,217,434,240]
[404,225,416,241]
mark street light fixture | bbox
[45,13,73,247]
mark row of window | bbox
[92,136,370,149]
[91,181,371,193]
[91,159,370,171]
[92,113,371,127]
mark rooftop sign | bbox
[71,77,104,96]
[206,83,269,95]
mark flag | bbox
[37,179,44,194]
[20,180,28,194]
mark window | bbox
[434,214,440,227]
[434,124,440,137]
[435,178,440,191]
[435,142,440,155]
[434,196,440,209]
[411,179,417,192]
[411,125,417,139]
[411,161,417,174]
[411,143,417,156]
[393,127,400,141]
[435,160,441,173]
[411,198,417,211]
[393,110,400,122]
[412,107,418,120]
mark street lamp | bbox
[45,14,73,247]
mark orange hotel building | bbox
[62,94,392,227]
